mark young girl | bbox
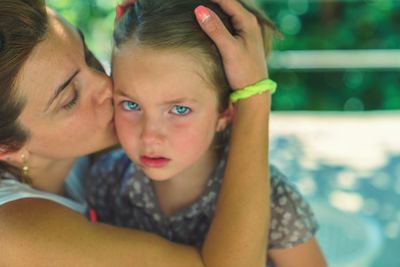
[85,0,326,266]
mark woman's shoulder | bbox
[0,196,77,218]
[0,197,84,244]
[0,197,94,266]
[0,179,42,207]
[0,179,86,214]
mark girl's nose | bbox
[141,118,164,145]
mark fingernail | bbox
[116,4,124,19]
[195,5,211,23]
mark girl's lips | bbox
[140,155,170,168]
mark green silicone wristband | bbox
[230,79,277,103]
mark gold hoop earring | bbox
[21,154,29,176]
[20,154,32,184]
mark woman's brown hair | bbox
[0,0,48,179]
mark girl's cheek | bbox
[170,122,201,141]
[169,120,190,130]
[115,111,136,139]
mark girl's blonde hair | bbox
[114,0,278,148]
[114,0,277,112]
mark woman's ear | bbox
[216,102,234,132]
[0,146,12,162]
[0,146,28,165]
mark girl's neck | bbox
[28,156,77,195]
[152,149,218,218]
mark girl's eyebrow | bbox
[163,98,198,105]
[115,88,198,105]
[114,88,130,98]
[44,69,80,112]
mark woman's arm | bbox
[203,94,271,267]
[0,1,270,266]
[269,238,327,267]
[197,2,270,266]
[0,199,204,267]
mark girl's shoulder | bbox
[268,165,318,249]
[88,148,132,180]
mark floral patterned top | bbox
[84,148,318,266]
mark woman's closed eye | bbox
[121,100,140,111]
[170,105,191,116]
[62,89,80,111]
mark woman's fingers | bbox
[210,0,251,20]
[210,0,255,33]
[195,1,268,89]
[195,6,236,53]
[119,0,137,6]
[115,0,137,20]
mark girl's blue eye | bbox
[171,105,191,115]
[122,101,140,111]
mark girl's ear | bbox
[216,102,234,132]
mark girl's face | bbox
[113,45,230,181]
[16,9,117,160]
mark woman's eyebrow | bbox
[44,69,80,112]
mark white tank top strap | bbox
[0,156,90,214]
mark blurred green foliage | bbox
[48,0,400,111]
[259,0,400,111]
[47,0,116,62]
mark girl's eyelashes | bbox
[170,105,191,116]
[62,89,80,111]
[121,100,140,111]
[119,100,191,116]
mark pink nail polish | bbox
[116,4,124,19]
[195,5,211,23]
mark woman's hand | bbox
[195,0,268,90]
[115,0,136,20]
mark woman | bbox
[0,0,271,266]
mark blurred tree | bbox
[257,0,400,111]
[48,0,115,63]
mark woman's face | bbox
[16,9,117,160]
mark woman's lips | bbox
[140,155,170,168]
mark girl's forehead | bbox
[113,48,219,108]
[114,44,211,81]
[114,46,212,87]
